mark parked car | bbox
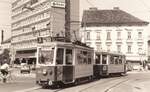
[147,63,150,70]
[20,63,30,73]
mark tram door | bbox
[63,49,74,83]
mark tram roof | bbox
[39,41,94,50]
[95,51,125,56]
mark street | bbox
[1,70,150,92]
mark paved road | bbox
[29,71,150,92]
[1,70,150,92]
[0,68,38,92]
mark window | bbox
[102,55,107,64]
[117,32,121,40]
[138,48,142,54]
[56,48,64,64]
[38,48,54,65]
[127,45,132,53]
[138,32,142,39]
[96,32,101,40]
[96,44,101,51]
[110,56,114,64]
[66,49,73,65]
[107,45,111,52]
[30,0,38,5]
[114,56,119,64]
[117,45,121,53]
[118,56,122,64]
[96,54,101,64]
[127,32,131,39]
[107,32,111,40]
[87,32,90,40]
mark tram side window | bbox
[118,56,122,64]
[96,54,100,64]
[88,52,92,64]
[114,56,119,64]
[66,49,73,65]
[102,55,107,64]
[83,51,87,64]
[110,56,114,64]
[56,48,64,64]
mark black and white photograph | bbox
[0,0,150,92]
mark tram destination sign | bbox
[51,1,65,8]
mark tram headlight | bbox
[42,69,48,76]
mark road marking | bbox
[13,86,41,92]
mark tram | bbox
[94,51,126,78]
[36,38,126,87]
[36,40,94,87]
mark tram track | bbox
[77,76,129,92]
[104,79,130,92]
[26,76,129,92]
[53,76,129,92]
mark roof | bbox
[81,8,149,27]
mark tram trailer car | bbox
[36,42,94,87]
[94,52,126,77]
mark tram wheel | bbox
[74,79,79,86]
[88,76,93,82]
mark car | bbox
[20,64,30,73]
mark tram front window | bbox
[56,48,64,64]
[39,49,54,65]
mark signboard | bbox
[37,37,43,43]
[51,1,65,8]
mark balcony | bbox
[106,39,112,45]
[126,39,133,44]
[116,39,122,44]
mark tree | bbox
[0,49,10,65]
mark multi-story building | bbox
[11,0,79,64]
[81,7,149,68]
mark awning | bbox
[15,49,37,58]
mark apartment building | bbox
[81,7,149,68]
[11,0,79,64]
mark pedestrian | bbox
[0,59,9,82]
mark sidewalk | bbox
[127,70,150,74]
[11,68,36,78]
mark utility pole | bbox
[65,0,71,42]
[1,30,4,44]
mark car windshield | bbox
[38,47,54,65]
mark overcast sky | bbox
[0,0,150,40]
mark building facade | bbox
[81,7,149,68]
[11,0,79,64]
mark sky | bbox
[0,0,150,40]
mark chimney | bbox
[113,7,120,10]
[1,30,4,44]
[89,7,98,11]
